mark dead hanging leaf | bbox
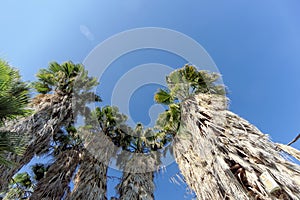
[174,93,300,200]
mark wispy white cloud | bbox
[79,25,94,41]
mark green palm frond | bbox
[4,172,33,200]
[156,65,225,103]
[154,64,225,135]
[33,61,99,95]
[154,88,174,105]
[0,60,31,124]
[155,103,180,135]
[0,131,27,165]
[11,172,32,188]
[48,62,62,73]
[0,59,30,165]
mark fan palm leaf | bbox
[0,59,30,168]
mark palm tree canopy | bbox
[32,61,101,126]
[154,64,225,104]
[0,60,30,166]
[154,65,225,135]
[84,106,131,148]
[0,60,30,123]
[115,124,160,200]
[34,61,98,95]
[0,61,101,198]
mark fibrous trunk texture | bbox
[0,94,72,192]
[65,149,108,200]
[117,153,157,200]
[65,129,118,200]
[29,149,79,200]
[174,93,300,200]
[118,172,154,200]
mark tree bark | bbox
[117,152,157,200]
[29,149,79,200]
[0,94,72,193]
[174,93,300,199]
[66,149,108,200]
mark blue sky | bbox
[1,1,300,199]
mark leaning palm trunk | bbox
[29,148,79,200]
[66,129,118,200]
[174,93,300,199]
[117,153,156,200]
[0,94,73,192]
[118,172,154,200]
[65,149,108,200]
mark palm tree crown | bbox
[34,61,98,95]
[0,60,30,123]
[0,60,30,166]
[154,64,225,134]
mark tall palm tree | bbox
[65,149,108,200]
[0,91,73,193]
[66,106,128,200]
[155,65,300,199]
[116,124,165,200]
[0,60,31,193]
[75,106,162,200]
[0,61,99,198]
[0,59,30,165]
[154,65,225,135]
[28,125,80,200]
[28,61,100,199]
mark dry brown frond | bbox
[117,172,154,200]
[276,144,300,162]
[0,94,73,193]
[174,93,300,200]
[66,149,108,200]
[29,149,79,200]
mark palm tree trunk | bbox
[65,149,108,200]
[29,148,79,200]
[174,93,300,199]
[0,94,72,192]
[118,172,154,200]
[117,154,156,200]
[66,129,118,200]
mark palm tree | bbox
[80,107,162,200]
[0,60,31,194]
[29,151,79,199]
[28,61,100,199]
[0,91,74,193]
[116,124,165,200]
[155,65,300,199]
[66,106,130,200]
[0,59,30,165]
[0,61,100,198]
[154,65,225,135]
[65,149,108,200]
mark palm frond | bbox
[0,60,31,123]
